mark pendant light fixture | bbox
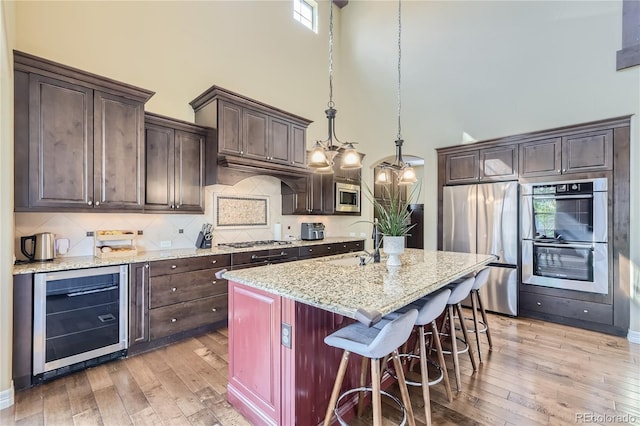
[375,0,417,186]
[308,0,362,172]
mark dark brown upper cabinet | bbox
[445,145,517,185]
[144,113,210,213]
[519,130,612,178]
[190,86,311,186]
[14,51,154,212]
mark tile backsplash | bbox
[14,175,369,260]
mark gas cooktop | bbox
[217,240,292,249]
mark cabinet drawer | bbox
[344,240,364,253]
[299,244,334,258]
[150,269,228,308]
[150,254,231,276]
[519,292,612,325]
[149,295,228,340]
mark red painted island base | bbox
[227,281,392,426]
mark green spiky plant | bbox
[361,180,421,238]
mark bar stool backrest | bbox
[448,277,475,305]
[472,267,491,290]
[416,288,451,326]
[367,309,418,359]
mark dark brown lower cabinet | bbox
[128,242,364,355]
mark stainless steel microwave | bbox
[335,182,360,213]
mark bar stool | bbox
[323,309,419,426]
[384,288,453,426]
[439,276,477,391]
[468,267,493,363]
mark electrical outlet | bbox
[160,240,172,248]
[349,232,356,237]
[359,232,367,237]
[178,229,184,234]
[137,230,143,235]
[281,323,292,349]
[86,231,94,237]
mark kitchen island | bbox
[222,249,495,426]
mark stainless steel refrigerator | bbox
[443,182,518,316]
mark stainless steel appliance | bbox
[301,222,325,240]
[20,232,56,262]
[335,182,360,213]
[443,182,518,316]
[521,178,608,294]
[33,265,128,381]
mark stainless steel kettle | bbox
[21,232,56,261]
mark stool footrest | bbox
[385,353,445,387]
[335,387,407,426]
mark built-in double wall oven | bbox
[33,265,128,381]
[521,178,608,294]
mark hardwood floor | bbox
[1,311,638,426]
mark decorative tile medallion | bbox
[214,194,269,228]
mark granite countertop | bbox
[12,237,364,275]
[222,249,496,319]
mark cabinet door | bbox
[519,138,561,177]
[269,117,291,164]
[218,100,242,155]
[562,130,613,174]
[94,91,145,209]
[291,124,307,168]
[479,145,518,181]
[145,123,175,211]
[228,282,282,424]
[174,130,204,212]
[28,74,93,208]
[129,262,150,348]
[445,151,479,184]
[243,108,268,160]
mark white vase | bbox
[383,236,405,267]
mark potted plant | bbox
[366,182,421,267]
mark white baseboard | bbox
[628,329,640,345]
[0,381,14,410]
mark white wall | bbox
[0,0,15,409]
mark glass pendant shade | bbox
[398,166,417,185]
[340,144,362,169]
[309,143,330,168]
[315,164,335,174]
[375,168,391,184]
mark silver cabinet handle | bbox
[562,168,567,173]
[327,247,331,250]
[176,204,180,209]
[171,287,177,292]
[145,264,149,269]
[211,308,217,312]
[212,280,217,284]
[583,309,589,313]
[171,265,177,269]
[95,201,100,206]
[87,200,93,206]
[171,318,177,323]
[309,248,313,252]
[536,302,542,306]
[240,150,244,155]
[557,169,561,173]
[212,260,217,264]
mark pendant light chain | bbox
[396,0,402,141]
[328,0,335,109]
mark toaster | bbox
[301,223,325,241]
